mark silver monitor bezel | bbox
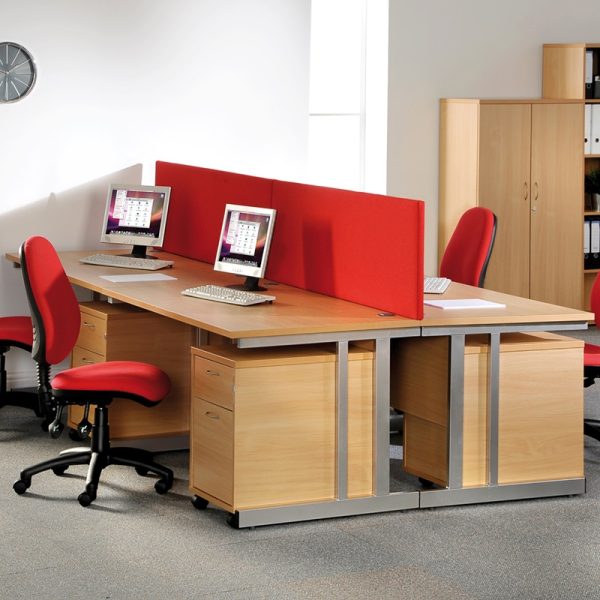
[213,203,277,279]
[100,183,171,248]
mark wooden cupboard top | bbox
[543,43,600,49]
[440,98,584,105]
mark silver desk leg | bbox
[447,334,465,489]
[487,332,500,486]
[336,340,349,500]
[375,337,390,496]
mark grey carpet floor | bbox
[2,330,600,599]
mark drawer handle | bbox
[205,369,220,376]
[82,321,96,330]
[205,411,220,420]
[81,358,96,364]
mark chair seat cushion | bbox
[51,361,171,404]
[0,316,33,348]
[584,342,600,367]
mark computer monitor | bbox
[214,204,277,291]
[100,184,171,259]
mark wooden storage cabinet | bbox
[542,43,597,100]
[439,99,584,309]
[542,43,600,311]
[68,301,194,440]
[190,344,373,512]
[391,332,584,487]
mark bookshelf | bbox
[439,44,600,311]
[543,43,600,308]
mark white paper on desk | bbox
[99,274,177,283]
[425,298,506,310]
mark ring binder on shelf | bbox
[585,104,592,155]
[593,105,600,154]
[585,219,591,267]
[586,50,594,99]
[589,219,600,270]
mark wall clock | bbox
[0,42,37,103]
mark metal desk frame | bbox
[229,320,588,528]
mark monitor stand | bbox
[121,245,156,259]
[227,276,267,292]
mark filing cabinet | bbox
[68,301,194,440]
[190,344,373,512]
[391,332,584,487]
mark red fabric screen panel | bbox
[268,181,424,320]
[155,161,273,263]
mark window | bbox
[308,0,388,192]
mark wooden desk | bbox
[419,283,591,509]
[6,250,593,527]
[32,250,422,337]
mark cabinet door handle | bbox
[524,182,528,200]
[205,411,220,420]
[533,181,539,201]
[205,369,220,376]
[82,321,95,330]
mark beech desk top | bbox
[6,250,592,339]
[421,281,593,328]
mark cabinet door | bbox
[233,362,336,509]
[498,344,583,483]
[530,103,584,307]
[479,104,532,297]
[191,398,234,505]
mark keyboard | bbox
[79,254,174,271]
[424,276,451,294]
[181,284,276,306]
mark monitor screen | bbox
[100,184,171,257]
[214,204,276,290]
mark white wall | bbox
[387,0,600,274]
[2,1,309,216]
[1,0,310,384]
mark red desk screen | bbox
[156,161,424,319]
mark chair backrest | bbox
[439,207,497,287]
[20,236,81,365]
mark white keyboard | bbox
[181,284,276,306]
[79,254,174,271]
[424,277,451,294]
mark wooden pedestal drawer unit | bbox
[68,301,194,440]
[391,332,584,488]
[190,344,373,512]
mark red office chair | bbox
[0,316,57,427]
[13,236,174,506]
[0,317,37,413]
[583,273,600,442]
[439,207,497,287]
